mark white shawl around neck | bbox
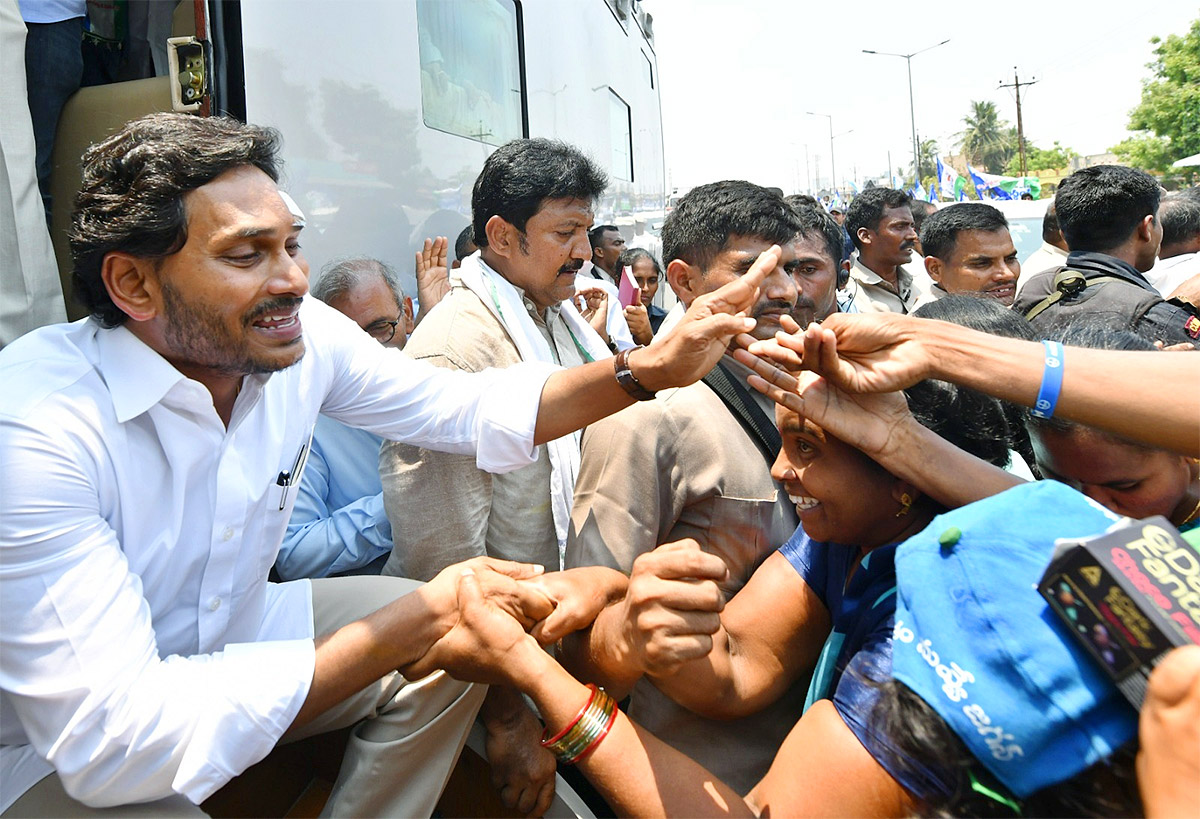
[455,252,612,565]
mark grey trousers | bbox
[3,575,485,818]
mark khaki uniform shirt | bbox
[566,367,802,794]
[845,257,928,314]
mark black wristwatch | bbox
[613,346,656,401]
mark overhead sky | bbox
[641,0,1198,194]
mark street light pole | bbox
[905,57,917,186]
[863,38,950,186]
[806,111,836,195]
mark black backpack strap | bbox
[702,362,781,466]
[1024,268,1128,322]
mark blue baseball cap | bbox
[891,480,1138,799]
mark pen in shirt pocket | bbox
[276,428,314,511]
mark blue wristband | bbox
[1031,340,1064,419]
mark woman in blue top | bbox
[549,353,1022,812]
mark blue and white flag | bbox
[937,157,967,202]
[910,179,925,201]
[968,164,990,199]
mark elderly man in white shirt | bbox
[0,114,775,816]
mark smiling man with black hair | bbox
[0,118,773,816]
[915,203,1021,307]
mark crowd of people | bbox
[1,110,1199,819]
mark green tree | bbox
[908,138,939,186]
[1111,18,1200,178]
[957,101,1016,173]
[1004,141,1079,176]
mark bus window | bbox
[609,89,632,181]
[416,0,523,146]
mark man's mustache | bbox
[559,260,585,274]
[752,299,796,317]
[246,297,304,324]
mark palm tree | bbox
[958,101,1016,173]
[907,138,939,186]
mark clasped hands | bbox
[402,559,631,685]
[403,541,737,691]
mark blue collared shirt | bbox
[277,414,393,580]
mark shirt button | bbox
[938,527,963,550]
[221,527,234,542]
[209,597,221,611]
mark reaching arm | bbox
[735,356,1023,510]
[642,550,830,719]
[291,556,552,731]
[420,568,909,818]
[530,247,781,445]
[562,544,829,717]
[741,312,1200,457]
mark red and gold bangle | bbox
[572,698,618,764]
[540,684,597,748]
[540,684,618,764]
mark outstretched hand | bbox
[415,236,452,314]
[632,245,779,391]
[739,311,936,394]
[733,316,914,458]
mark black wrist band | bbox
[614,346,656,401]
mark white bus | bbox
[47,0,665,316]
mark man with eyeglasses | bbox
[273,256,411,582]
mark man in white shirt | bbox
[1145,193,1200,300]
[0,114,773,815]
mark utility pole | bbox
[999,67,1037,177]
[863,39,950,187]
[806,112,837,196]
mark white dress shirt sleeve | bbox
[306,299,559,474]
[0,415,315,807]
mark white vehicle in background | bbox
[47,0,666,318]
